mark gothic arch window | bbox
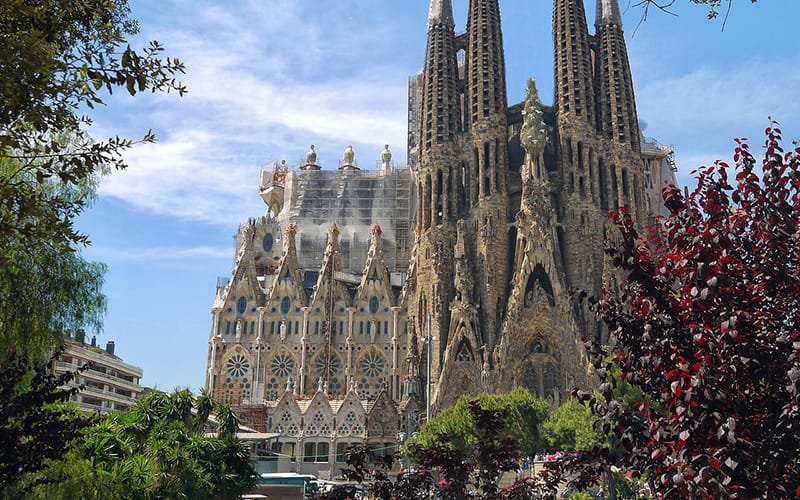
[543,363,558,399]
[455,338,475,363]
[262,233,274,252]
[369,296,380,314]
[524,264,555,308]
[237,297,247,314]
[522,363,540,398]
[281,296,291,314]
[270,353,295,378]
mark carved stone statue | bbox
[343,145,355,165]
[381,144,392,171]
[306,144,317,165]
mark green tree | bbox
[543,398,602,452]
[0,350,94,496]
[0,158,107,361]
[0,0,185,252]
[24,389,256,499]
[405,388,550,459]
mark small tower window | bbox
[262,233,274,252]
[237,297,247,314]
[369,296,380,314]
[281,297,291,314]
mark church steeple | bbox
[596,0,622,25]
[428,0,455,28]
[553,0,596,127]
[420,0,459,157]
[467,0,507,126]
[596,0,640,150]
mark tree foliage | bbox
[572,123,800,497]
[321,401,558,500]
[0,350,93,494]
[0,0,185,251]
[24,389,256,499]
[405,388,550,459]
[543,398,602,452]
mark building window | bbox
[336,442,350,462]
[225,321,231,335]
[281,297,291,314]
[237,297,247,314]
[303,442,329,463]
[270,322,275,335]
[369,296,379,314]
[262,233,274,252]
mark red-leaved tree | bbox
[577,122,800,497]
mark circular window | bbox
[237,297,247,314]
[315,354,341,377]
[262,233,274,252]
[225,354,250,379]
[280,296,291,314]
[361,353,386,378]
[369,296,379,314]
[271,354,295,378]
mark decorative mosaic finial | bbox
[285,223,297,238]
[371,223,382,236]
[329,222,339,236]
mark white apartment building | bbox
[53,337,144,413]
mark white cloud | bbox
[86,244,232,262]
[636,55,800,183]
[94,0,413,226]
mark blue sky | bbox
[78,0,800,391]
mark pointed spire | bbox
[596,0,640,149]
[467,0,508,124]
[552,0,596,126]
[428,0,454,28]
[420,0,460,155]
[596,0,622,27]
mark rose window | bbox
[315,354,341,377]
[225,355,250,378]
[271,354,294,378]
[361,353,386,378]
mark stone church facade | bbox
[204,0,676,466]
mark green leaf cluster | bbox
[0,157,107,363]
[0,0,185,251]
[405,388,550,459]
[542,399,603,452]
[22,390,256,499]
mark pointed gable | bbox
[336,389,366,437]
[266,223,307,306]
[270,389,302,436]
[366,390,398,438]
[304,390,335,437]
[354,224,394,307]
[310,223,351,310]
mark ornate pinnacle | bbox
[285,223,297,238]
[520,78,547,157]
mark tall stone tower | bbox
[406,0,461,393]
[467,0,511,350]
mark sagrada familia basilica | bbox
[204,0,676,471]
